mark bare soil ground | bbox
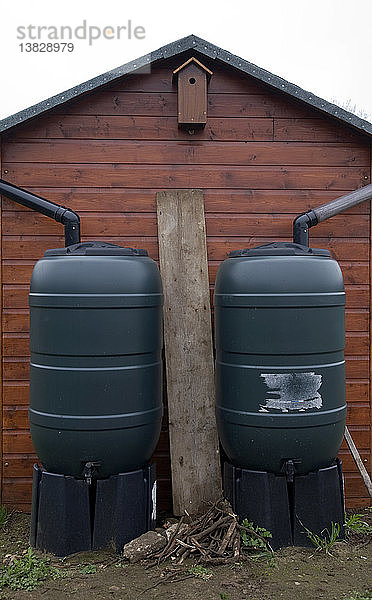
[0,509,371,600]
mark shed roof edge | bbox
[1,34,371,137]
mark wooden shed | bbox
[0,35,371,512]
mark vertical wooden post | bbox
[156,189,222,515]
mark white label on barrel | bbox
[259,372,322,413]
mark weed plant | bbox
[300,521,340,554]
[0,548,64,591]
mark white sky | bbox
[0,0,371,123]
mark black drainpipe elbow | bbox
[293,210,318,247]
[292,184,372,247]
[0,179,81,247]
[57,208,81,247]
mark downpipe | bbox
[0,178,80,246]
[293,183,372,246]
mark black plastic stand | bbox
[30,463,156,556]
[224,460,345,550]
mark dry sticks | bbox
[148,499,273,566]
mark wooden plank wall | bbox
[0,55,371,511]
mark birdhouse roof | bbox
[172,57,213,80]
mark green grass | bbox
[300,521,340,554]
[345,514,372,535]
[0,547,64,591]
[79,564,97,575]
[188,565,212,580]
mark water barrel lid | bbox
[44,241,148,257]
[229,242,330,258]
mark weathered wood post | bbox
[156,189,222,515]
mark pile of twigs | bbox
[148,498,273,566]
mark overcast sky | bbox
[1,0,371,123]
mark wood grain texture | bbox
[274,118,363,142]
[3,189,370,214]
[51,92,312,118]
[12,115,274,141]
[345,381,370,403]
[12,115,363,143]
[157,189,222,515]
[3,164,369,189]
[345,312,369,332]
[2,213,369,238]
[3,311,29,332]
[3,383,29,405]
[5,141,369,166]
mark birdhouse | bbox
[173,57,213,130]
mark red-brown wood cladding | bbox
[1,56,371,511]
[3,189,371,213]
[1,212,370,238]
[55,91,313,118]
[2,164,369,189]
[3,141,370,166]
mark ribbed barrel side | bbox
[29,248,163,478]
[214,248,346,475]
